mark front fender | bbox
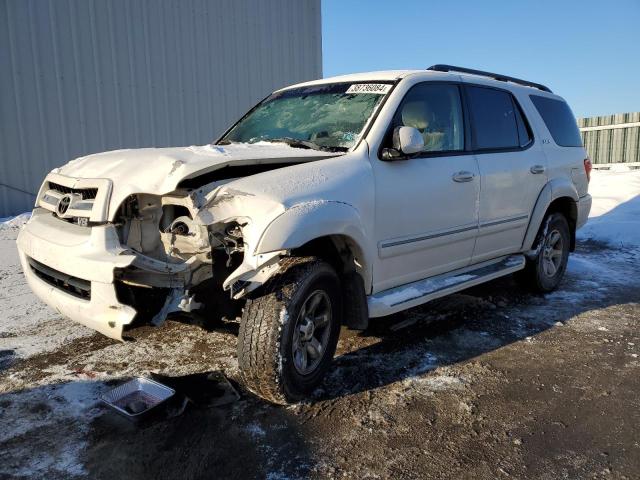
[255,200,373,290]
[521,178,579,251]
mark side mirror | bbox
[394,126,424,154]
[381,127,425,161]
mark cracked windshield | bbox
[220,82,392,151]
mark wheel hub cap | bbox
[292,290,332,375]
[541,229,563,278]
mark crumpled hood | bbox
[53,143,335,220]
[57,143,332,190]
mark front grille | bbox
[48,181,98,200]
[28,257,91,300]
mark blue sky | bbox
[322,0,640,118]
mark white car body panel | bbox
[50,143,334,222]
[16,68,592,339]
[371,152,480,292]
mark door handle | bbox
[530,165,546,174]
[452,171,475,183]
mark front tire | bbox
[518,212,570,292]
[237,258,341,404]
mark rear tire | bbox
[237,257,341,404]
[517,212,570,292]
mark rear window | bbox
[530,95,582,147]
[467,86,524,150]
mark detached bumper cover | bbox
[17,210,137,340]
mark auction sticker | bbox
[345,83,392,94]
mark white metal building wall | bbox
[0,0,322,217]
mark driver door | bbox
[370,82,480,293]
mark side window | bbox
[514,101,533,147]
[391,83,464,153]
[467,86,521,150]
[529,95,582,147]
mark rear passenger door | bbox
[463,84,548,263]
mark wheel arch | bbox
[255,201,373,293]
[522,179,579,252]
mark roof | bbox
[280,68,555,95]
[279,70,419,90]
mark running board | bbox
[368,255,525,317]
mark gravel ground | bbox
[3,168,640,480]
[1,222,639,479]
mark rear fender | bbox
[522,178,578,252]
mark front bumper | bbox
[17,210,138,340]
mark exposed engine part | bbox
[168,219,191,236]
[160,204,192,232]
[112,190,269,330]
[119,194,139,219]
[148,289,206,326]
[210,222,245,267]
[151,289,183,326]
[178,293,203,313]
[192,249,245,324]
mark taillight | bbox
[584,158,592,183]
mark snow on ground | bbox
[0,216,92,360]
[577,168,640,247]
[0,169,638,365]
[0,169,639,478]
[0,212,30,228]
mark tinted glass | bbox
[467,86,520,150]
[514,102,533,147]
[530,95,583,147]
[391,83,464,153]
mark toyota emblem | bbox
[57,194,72,215]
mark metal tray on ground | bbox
[101,377,175,420]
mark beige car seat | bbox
[401,101,446,152]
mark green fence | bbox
[578,112,640,164]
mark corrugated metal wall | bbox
[0,0,322,217]
[578,112,640,165]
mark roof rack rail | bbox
[427,64,552,93]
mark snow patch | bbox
[404,371,466,392]
[245,422,267,439]
[0,379,106,479]
[0,212,30,229]
[578,169,640,247]
[372,274,476,308]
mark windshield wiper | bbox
[263,137,347,153]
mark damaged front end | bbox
[112,183,286,334]
[17,143,341,342]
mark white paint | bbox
[13,70,598,342]
[49,142,335,222]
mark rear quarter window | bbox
[530,95,583,147]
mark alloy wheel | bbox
[541,229,564,278]
[291,290,332,375]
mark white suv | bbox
[17,65,592,404]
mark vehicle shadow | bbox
[315,238,640,402]
[0,373,319,480]
[0,349,16,372]
[85,378,316,480]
